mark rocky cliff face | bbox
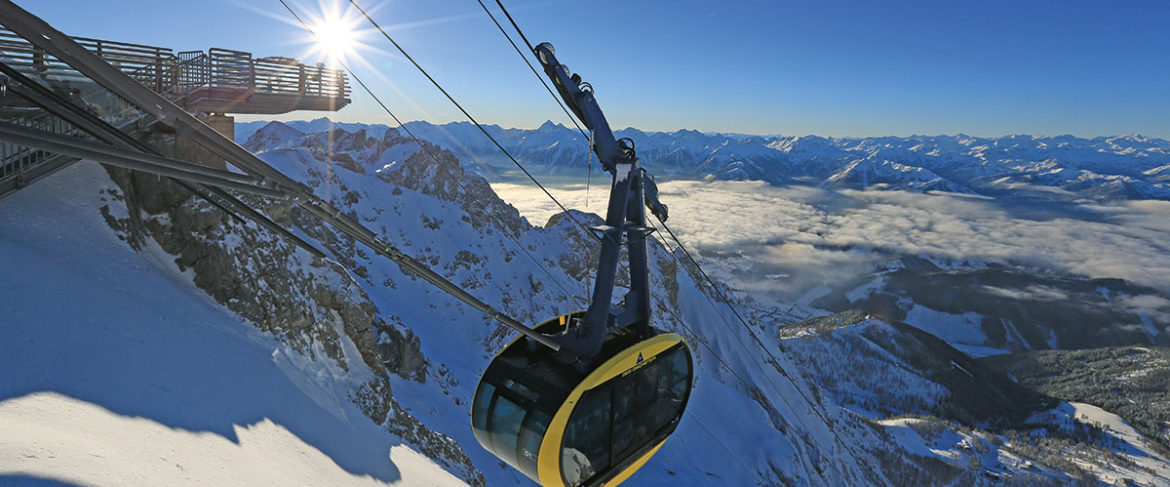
[98,160,483,484]
[782,311,1170,485]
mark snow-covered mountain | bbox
[238,118,1170,201]
[4,121,1169,486]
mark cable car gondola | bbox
[471,43,693,487]
[473,313,692,486]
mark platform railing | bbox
[0,28,349,102]
[0,29,178,91]
[0,27,349,193]
[0,74,145,192]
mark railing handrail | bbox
[0,28,349,100]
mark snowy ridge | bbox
[238,118,1170,201]
[780,312,1170,485]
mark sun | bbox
[302,3,366,66]
[313,16,357,60]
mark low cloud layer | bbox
[493,180,1170,318]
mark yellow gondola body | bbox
[472,312,694,487]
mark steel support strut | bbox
[534,43,663,359]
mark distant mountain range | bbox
[237,118,1170,201]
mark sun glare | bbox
[314,17,356,59]
[301,3,367,66]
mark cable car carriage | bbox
[471,43,694,487]
[473,314,692,487]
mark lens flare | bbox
[313,15,357,60]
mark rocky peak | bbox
[243,121,306,153]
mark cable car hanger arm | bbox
[528,42,673,360]
[534,43,668,223]
[533,43,626,174]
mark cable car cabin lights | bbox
[472,313,693,486]
[472,42,692,487]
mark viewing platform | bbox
[0,28,351,115]
[0,24,349,198]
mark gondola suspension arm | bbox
[533,43,669,359]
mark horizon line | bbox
[236,116,1170,142]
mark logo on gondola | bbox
[623,351,658,377]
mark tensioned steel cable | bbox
[492,0,539,58]
[686,415,769,485]
[646,216,858,480]
[277,0,585,315]
[345,0,600,243]
[474,0,587,141]
[483,3,857,465]
[478,0,597,223]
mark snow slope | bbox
[0,164,464,487]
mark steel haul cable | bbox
[277,0,586,316]
[474,0,588,141]
[345,0,600,244]
[480,0,599,209]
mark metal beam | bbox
[0,121,287,198]
[0,0,558,351]
[0,60,328,259]
[0,63,134,151]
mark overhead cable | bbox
[345,0,598,241]
[474,0,588,140]
[277,0,585,316]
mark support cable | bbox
[687,415,769,486]
[277,0,585,320]
[646,216,857,480]
[474,0,588,141]
[345,0,599,242]
[492,0,539,63]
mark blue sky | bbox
[22,0,1170,137]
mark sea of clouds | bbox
[492,180,1170,321]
